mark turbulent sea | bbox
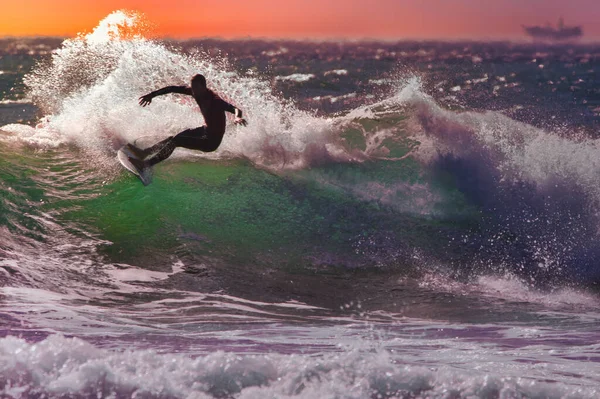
[1,11,600,398]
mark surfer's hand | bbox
[234,117,248,126]
[139,94,153,107]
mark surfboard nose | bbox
[117,146,153,186]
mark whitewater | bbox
[1,10,600,398]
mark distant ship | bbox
[522,18,583,41]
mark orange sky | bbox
[2,0,599,40]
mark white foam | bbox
[476,275,599,308]
[417,271,600,311]
[324,69,348,76]
[275,73,315,82]
[0,123,62,147]
[262,47,288,57]
[0,335,598,398]
[105,261,185,283]
[0,98,31,105]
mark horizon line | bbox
[1,33,599,45]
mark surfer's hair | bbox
[191,74,206,87]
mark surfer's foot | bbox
[125,143,147,159]
[128,155,148,171]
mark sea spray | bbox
[386,77,600,282]
[18,11,355,169]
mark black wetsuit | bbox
[142,86,237,166]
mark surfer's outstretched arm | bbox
[139,86,193,107]
[233,108,248,126]
[220,99,248,126]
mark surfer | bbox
[126,73,247,168]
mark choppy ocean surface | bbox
[1,10,600,398]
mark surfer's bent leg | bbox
[147,127,221,166]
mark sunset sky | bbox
[2,0,599,40]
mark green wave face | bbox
[73,159,463,270]
[0,138,474,275]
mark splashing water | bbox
[383,78,600,282]
[18,10,353,169]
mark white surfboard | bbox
[117,146,153,186]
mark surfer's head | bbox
[191,74,207,94]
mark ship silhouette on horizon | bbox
[523,18,583,41]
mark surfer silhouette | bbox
[126,73,247,169]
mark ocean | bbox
[1,10,600,398]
